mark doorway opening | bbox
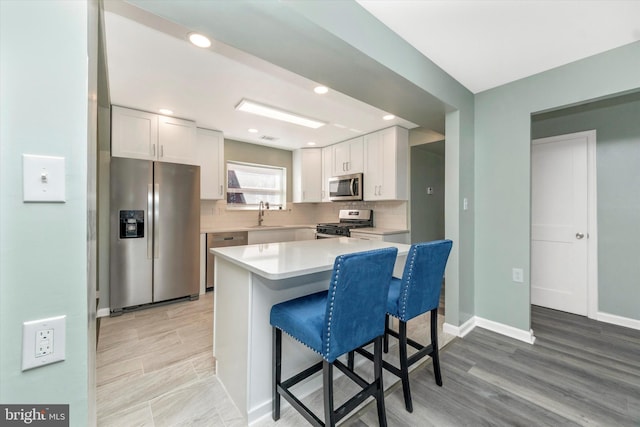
[410,138,446,314]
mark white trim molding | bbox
[444,316,536,344]
[97,308,110,318]
[443,316,476,338]
[597,311,640,331]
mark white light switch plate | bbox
[23,154,66,202]
[22,315,66,371]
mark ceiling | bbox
[358,0,640,94]
[103,0,640,151]
[103,3,421,151]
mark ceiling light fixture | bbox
[248,128,258,133]
[383,114,395,120]
[159,108,173,115]
[236,99,325,129]
[188,32,211,48]
[307,142,316,146]
[314,86,329,94]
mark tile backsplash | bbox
[200,200,408,230]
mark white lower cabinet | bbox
[349,231,409,244]
[248,227,316,245]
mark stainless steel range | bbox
[316,209,373,238]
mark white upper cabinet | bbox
[321,146,333,202]
[197,128,225,200]
[111,106,197,165]
[363,126,409,201]
[158,115,197,165]
[111,106,158,160]
[331,136,363,176]
[293,148,322,203]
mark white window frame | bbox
[226,160,287,210]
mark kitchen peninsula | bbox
[211,237,411,423]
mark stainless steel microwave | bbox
[329,173,363,201]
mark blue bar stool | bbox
[270,247,398,427]
[350,240,453,413]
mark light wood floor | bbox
[97,295,640,426]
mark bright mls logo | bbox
[0,405,68,426]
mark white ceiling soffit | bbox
[358,0,640,94]
[103,4,419,151]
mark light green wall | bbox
[0,1,90,424]
[411,143,445,243]
[224,139,293,203]
[475,41,640,331]
[532,94,640,321]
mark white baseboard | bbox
[443,316,536,345]
[97,308,110,318]
[597,311,640,331]
[443,316,475,338]
[475,316,536,344]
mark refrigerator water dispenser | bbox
[119,210,144,238]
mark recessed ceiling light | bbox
[314,86,329,94]
[383,114,395,121]
[307,142,316,146]
[236,99,326,129]
[159,108,173,115]
[248,128,258,133]
[188,32,211,48]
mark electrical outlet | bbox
[36,329,54,357]
[512,268,524,283]
[22,315,66,371]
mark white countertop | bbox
[350,227,409,235]
[211,237,411,280]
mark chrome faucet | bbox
[258,201,269,226]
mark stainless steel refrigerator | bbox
[110,158,200,315]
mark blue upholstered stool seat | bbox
[270,290,327,357]
[270,247,398,427]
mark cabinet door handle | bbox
[152,144,156,157]
[219,185,223,196]
[160,145,164,158]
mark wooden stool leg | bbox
[430,309,442,386]
[272,327,282,420]
[323,361,335,427]
[347,351,355,370]
[399,320,413,412]
[374,336,388,427]
[383,315,390,353]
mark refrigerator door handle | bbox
[147,184,153,259]
[154,183,160,259]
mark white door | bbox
[531,131,596,316]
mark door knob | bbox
[576,233,585,239]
